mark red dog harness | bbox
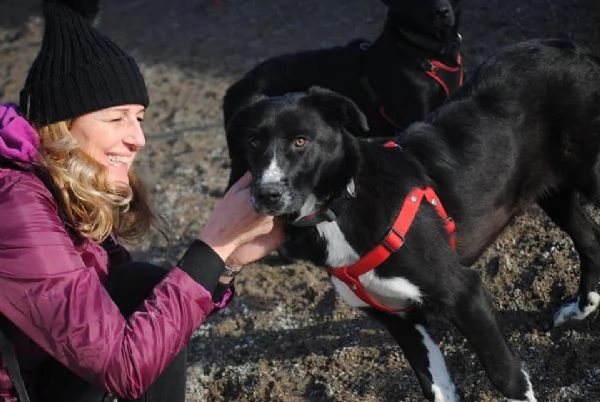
[328,143,456,313]
[423,53,465,98]
[377,54,464,129]
[358,40,464,130]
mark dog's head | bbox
[384,0,460,42]
[226,87,367,218]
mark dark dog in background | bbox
[225,39,600,401]
[223,0,463,187]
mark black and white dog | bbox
[225,39,600,401]
[223,0,463,187]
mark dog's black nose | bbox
[436,7,451,18]
[256,184,283,203]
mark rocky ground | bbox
[2,0,600,401]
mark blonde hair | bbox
[36,121,156,242]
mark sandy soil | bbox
[2,0,600,401]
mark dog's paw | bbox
[508,397,537,402]
[553,292,600,327]
[507,390,537,401]
[431,384,458,402]
[508,391,537,402]
[507,366,536,402]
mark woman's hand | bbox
[198,172,278,263]
[225,221,285,269]
[217,222,285,284]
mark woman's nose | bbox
[125,120,146,150]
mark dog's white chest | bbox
[316,220,360,266]
[316,221,423,311]
[331,272,423,311]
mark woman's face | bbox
[69,104,146,185]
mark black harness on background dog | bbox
[421,54,464,97]
[358,35,464,130]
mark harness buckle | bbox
[323,209,337,222]
[358,41,371,51]
[421,59,436,72]
[382,226,405,253]
[445,216,456,233]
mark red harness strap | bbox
[424,54,465,98]
[376,54,464,129]
[377,105,403,130]
[328,186,456,313]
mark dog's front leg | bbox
[538,190,600,328]
[450,268,536,402]
[366,309,458,402]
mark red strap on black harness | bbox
[424,54,465,98]
[376,54,464,129]
[328,142,456,313]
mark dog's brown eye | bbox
[247,136,259,149]
[294,136,307,148]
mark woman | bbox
[0,0,283,401]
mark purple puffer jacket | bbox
[0,104,231,401]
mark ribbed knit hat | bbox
[19,0,149,126]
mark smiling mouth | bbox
[107,155,131,166]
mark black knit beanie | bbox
[19,0,149,126]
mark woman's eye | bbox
[293,136,307,148]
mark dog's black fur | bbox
[224,0,463,187]
[225,39,600,401]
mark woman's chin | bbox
[108,174,129,186]
[107,166,130,185]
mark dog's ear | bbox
[225,93,267,133]
[246,93,267,106]
[379,0,390,6]
[303,87,369,135]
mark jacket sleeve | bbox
[102,236,133,266]
[0,172,229,399]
